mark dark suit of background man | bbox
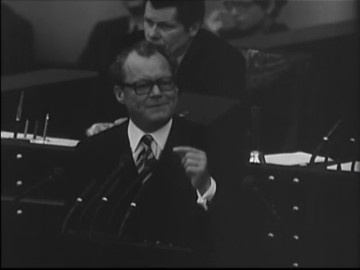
[77,0,146,127]
[84,0,248,137]
[78,0,145,74]
[1,3,36,75]
[64,41,220,266]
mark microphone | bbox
[14,91,24,139]
[249,106,266,164]
[242,175,287,231]
[61,177,98,234]
[103,158,157,235]
[117,158,158,239]
[12,167,65,205]
[350,137,358,172]
[333,136,358,172]
[309,119,342,165]
[251,105,262,151]
[72,154,131,235]
[88,156,134,239]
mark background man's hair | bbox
[109,41,177,86]
[147,0,205,30]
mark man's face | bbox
[115,51,178,132]
[223,0,267,32]
[144,1,197,57]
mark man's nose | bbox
[149,84,162,96]
[147,24,160,39]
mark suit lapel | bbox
[103,121,137,176]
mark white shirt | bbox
[127,119,216,210]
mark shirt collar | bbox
[128,119,173,153]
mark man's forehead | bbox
[124,51,171,78]
[144,1,179,23]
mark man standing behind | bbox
[143,0,246,99]
[86,0,247,136]
[65,41,219,266]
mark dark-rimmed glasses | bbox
[122,77,176,95]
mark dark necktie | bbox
[136,135,156,174]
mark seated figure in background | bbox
[1,3,36,75]
[78,0,146,131]
[78,0,145,74]
[205,0,288,40]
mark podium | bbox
[2,231,201,267]
[2,191,203,267]
[245,163,359,267]
[1,135,206,268]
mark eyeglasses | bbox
[122,77,176,95]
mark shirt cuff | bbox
[196,177,216,211]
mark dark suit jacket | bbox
[77,17,142,125]
[67,117,211,252]
[78,17,142,75]
[1,4,35,75]
[178,29,247,100]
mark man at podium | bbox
[63,41,220,266]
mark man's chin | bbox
[146,38,164,47]
[145,116,171,131]
[146,108,172,120]
[147,112,170,121]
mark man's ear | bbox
[188,21,201,37]
[114,85,125,104]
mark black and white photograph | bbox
[1,0,359,267]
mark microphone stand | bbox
[87,167,131,240]
[117,169,153,239]
[72,155,129,235]
[12,167,63,205]
[309,119,342,165]
[61,177,98,234]
[102,169,147,234]
[242,175,290,236]
[111,158,158,240]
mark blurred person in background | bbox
[1,3,36,75]
[205,0,288,39]
[78,0,146,129]
[79,0,146,74]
